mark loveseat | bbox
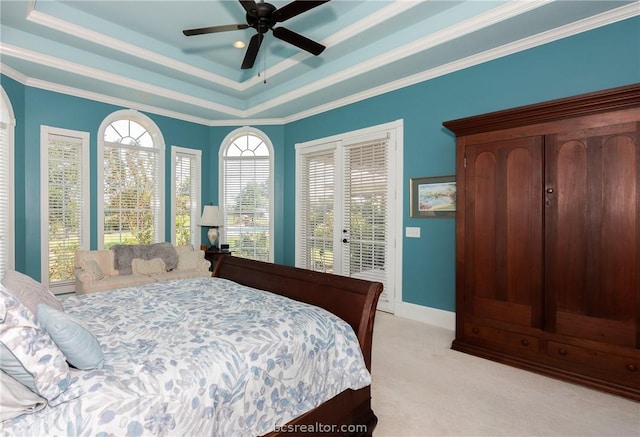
[73,243,211,294]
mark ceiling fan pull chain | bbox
[263,41,267,84]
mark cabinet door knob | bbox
[546,188,555,193]
[558,348,567,356]
[342,238,348,243]
[627,364,638,372]
[520,339,529,346]
[472,327,479,334]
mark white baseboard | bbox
[392,301,455,331]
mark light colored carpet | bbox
[370,312,640,437]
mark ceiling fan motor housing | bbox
[247,2,277,34]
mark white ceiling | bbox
[1,0,638,125]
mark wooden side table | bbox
[204,248,232,271]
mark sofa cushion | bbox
[79,259,105,282]
[75,249,117,276]
[131,258,166,276]
[177,250,207,271]
[112,243,178,275]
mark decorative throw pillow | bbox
[1,270,64,315]
[79,259,105,282]
[36,304,104,370]
[0,370,46,421]
[175,244,194,255]
[131,257,166,275]
[177,250,206,271]
[0,285,70,401]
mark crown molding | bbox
[3,2,637,126]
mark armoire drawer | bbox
[546,341,639,385]
[463,323,540,356]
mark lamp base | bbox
[207,227,219,249]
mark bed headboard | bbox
[213,255,383,370]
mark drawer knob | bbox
[521,339,529,346]
[627,364,638,372]
[472,327,479,334]
[558,348,567,356]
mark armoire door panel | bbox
[546,124,639,348]
[465,137,543,327]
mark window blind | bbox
[222,133,272,262]
[342,139,389,285]
[46,131,87,289]
[297,148,336,272]
[0,122,11,278]
[174,150,200,248]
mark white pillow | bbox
[0,370,46,421]
[177,250,206,271]
[131,257,166,275]
[1,270,64,316]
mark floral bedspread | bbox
[2,277,371,436]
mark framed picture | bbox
[410,175,456,218]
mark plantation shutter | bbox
[174,150,200,248]
[44,128,89,291]
[297,146,336,272]
[0,121,11,277]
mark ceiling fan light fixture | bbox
[233,40,246,49]
[182,0,330,70]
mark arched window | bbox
[0,86,15,277]
[220,128,274,262]
[98,110,165,248]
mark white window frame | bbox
[0,85,15,277]
[40,126,90,292]
[171,146,202,249]
[219,127,274,262]
[97,110,165,248]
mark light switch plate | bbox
[406,227,421,238]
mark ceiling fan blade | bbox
[239,0,258,16]
[272,26,325,56]
[242,33,264,69]
[273,0,330,23]
[183,24,248,36]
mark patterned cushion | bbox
[0,285,70,401]
[36,304,104,370]
[1,270,64,316]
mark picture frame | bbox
[410,175,456,218]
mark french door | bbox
[296,121,402,312]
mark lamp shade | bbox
[199,205,223,227]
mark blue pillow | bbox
[36,304,104,370]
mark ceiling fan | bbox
[183,0,330,70]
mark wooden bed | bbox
[213,255,384,436]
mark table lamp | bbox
[199,205,223,249]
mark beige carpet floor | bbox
[370,312,640,437]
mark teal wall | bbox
[3,16,638,312]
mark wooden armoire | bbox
[443,84,640,400]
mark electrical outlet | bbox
[405,227,421,238]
